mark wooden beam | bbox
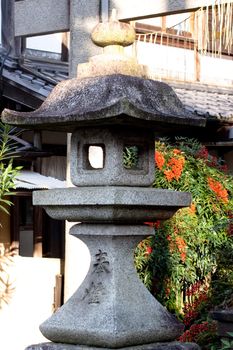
[14,0,69,37]
[14,0,233,38]
[110,0,233,21]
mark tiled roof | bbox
[3,65,54,97]
[169,81,233,124]
[22,58,68,84]
[1,52,232,125]
[0,52,68,106]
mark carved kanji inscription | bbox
[82,282,105,304]
[82,249,110,304]
[93,249,110,274]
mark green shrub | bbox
[0,122,22,214]
[134,138,233,348]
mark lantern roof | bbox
[2,74,206,132]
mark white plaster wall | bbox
[63,135,91,302]
[133,40,233,86]
[0,257,60,350]
[135,41,195,81]
[26,33,62,53]
[64,225,91,301]
[200,54,233,85]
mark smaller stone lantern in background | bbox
[2,11,205,350]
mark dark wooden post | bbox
[1,0,22,57]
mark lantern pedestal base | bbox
[25,341,200,350]
[39,225,184,347]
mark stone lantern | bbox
[2,13,205,350]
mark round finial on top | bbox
[91,9,136,48]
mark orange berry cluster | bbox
[167,229,187,263]
[155,149,185,182]
[208,177,228,203]
[154,151,165,170]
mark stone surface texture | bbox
[78,11,146,79]
[70,127,155,186]
[26,341,200,350]
[39,225,184,347]
[69,0,102,77]
[33,186,191,223]
[14,0,69,37]
[210,310,233,338]
[91,17,136,47]
[211,310,233,322]
[77,59,146,79]
[2,74,206,131]
[8,3,201,350]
